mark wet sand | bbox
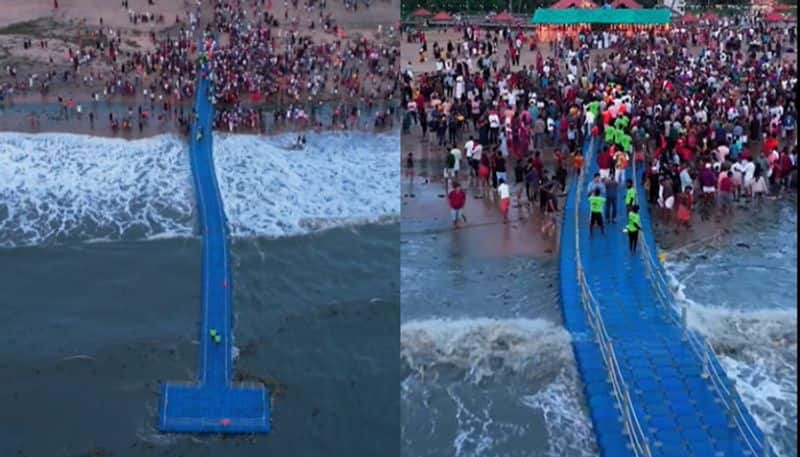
[402,131,562,259]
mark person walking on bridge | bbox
[604,177,618,224]
[625,204,642,253]
[588,188,605,237]
[624,179,637,212]
[587,173,606,198]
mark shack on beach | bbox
[531,8,671,41]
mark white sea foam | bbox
[0,132,194,247]
[521,369,598,457]
[401,317,572,384]
[213,131,400,238]
[0,131,399,247]
[666,262,797,457]
[401,318,597,457]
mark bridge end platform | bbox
[158,382,271,433]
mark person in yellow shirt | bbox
[624,179,637,212]
[588,188,605,237]
[625,204,642,253]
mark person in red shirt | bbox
[531,151,544,177]
[573,151,585,176]
[778,149,794,189]
[718,171,734,215]
[597,146,612,179]
[448,181,466,229]
[763,135,779,157]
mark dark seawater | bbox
[401,214,598,457]
[662,201,797,457]
[0,224,399,457]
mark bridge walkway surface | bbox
[559,134,771,457]
[157,37,271,434]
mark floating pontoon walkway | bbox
[157,47,271,434]
[559,135,771,456]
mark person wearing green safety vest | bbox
[625,204,642,253]
[624,179,637,211]
[588,188,605,237]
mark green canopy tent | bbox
[531,8,670,25]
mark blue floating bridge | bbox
[558,134,771,456]
[158,50,271,434]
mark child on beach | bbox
[497,178,511,223]
[447,181,466,229]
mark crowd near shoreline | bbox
[0,0,401,138]
[401,14,797,239]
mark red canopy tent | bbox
[550,0,597,8]
[702,11,719,21]
[411,8,432,17]
[493,11,516,22]
[765,12,787,21]
[772,3,790,11]
[432,11,452,20]
[680,13,699,23]
[610,0,642,8]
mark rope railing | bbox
[630,151,772,457]
[573,133,652,457]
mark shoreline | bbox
[0,100,400,140]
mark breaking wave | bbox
[0,131,399,247]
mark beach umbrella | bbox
[411,7,432,17]
[702,11,719,21]
[493,11,515,22]
[765,12,787,22]
[432,11,452,21]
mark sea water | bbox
[664,201,797,457]
[400,217,598,457]
[0,131,400,456]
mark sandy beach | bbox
[1,0,401,138]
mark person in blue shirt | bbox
[587,173,606,197]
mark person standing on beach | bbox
[444,148,455,193]
[448,181,466,229]
[497,178,511,223]
[625,204,642,253]
[588,188,605,237]
[405,152,414,185]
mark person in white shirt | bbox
[464,137,475,185]
[450,146,462,176]
[497,178,511,223]
[742,158,756,195]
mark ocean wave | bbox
[401,317,572,385]
[0,131,399,247]
[213,132,399,239]
[401,318,597,457]
[0,133,194,248]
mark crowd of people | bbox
[0,0,399,135]
[402,12,797,236]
